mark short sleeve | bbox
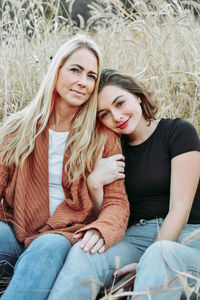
[168,118,200,158]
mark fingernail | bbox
[113,271,118,278]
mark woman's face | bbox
[97,85,142,135]
[55,48,98,109]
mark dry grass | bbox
[0,0,199,133]
[0,0,200,299]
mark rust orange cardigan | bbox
[0,127,129,249]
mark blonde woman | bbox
[0,38,129,299]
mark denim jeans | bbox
[0,221,72,300]
[0,221,24,278]
[48,219,200,300]
[1,220,200,300]
[47,219,158,300]
[132,219,200,300]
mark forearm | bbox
[155,208,189,242]
[156,151,200,241]
[87,174,104,218]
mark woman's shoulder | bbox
[160,118,199,136]
[160,118,200,156]
[102,128,121,155]
[160,117,197,129]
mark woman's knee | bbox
[66,241,110,276]
[144,240,178,256]
[27,233,71,253]
[20,234,72,266]
[138,240,182,271]
[14,234,72,274]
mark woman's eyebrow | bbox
[97,95,124,114]
[112,95,124,104]
[97,108,105,114]
[70,64,98,76]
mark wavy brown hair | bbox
[98,68,158,125]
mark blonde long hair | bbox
[0,35,107,183]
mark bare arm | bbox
[155,151,200,241]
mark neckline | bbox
[125,119,163,148]
[49,128,69,135]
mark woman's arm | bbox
[113,150,200,278]
[87,148,125,217]
[0,163,10,220]
[155,150,200,241]
[76,151,126,253]
[75,132,129,253]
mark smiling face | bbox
[55,48,98,110]
[97,85,142,135]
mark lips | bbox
[70,89,85,95]
[118,117,130,129]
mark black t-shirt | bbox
[122,118,200,225]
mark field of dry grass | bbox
[0,0,200,299]
[0,0,199,133]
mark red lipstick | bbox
[118,118,130,129]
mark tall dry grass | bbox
[0,0,200,133]
[0,0,200,299]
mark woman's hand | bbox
[87,146,125,217]
[103,263,137,295]
[73,229,105,254]
[89,146,125,187]
[114,263,138,278]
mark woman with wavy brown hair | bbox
[87,68,200,300]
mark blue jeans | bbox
[0,221,71,300]
[132,219,200,300]
[48,238,139,300]
[47,219,158,299]
[0,221,24,278]
[2,220,200,300]
[48,219,200,300]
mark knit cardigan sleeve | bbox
[75,131,130,250]
[0,163,13,221]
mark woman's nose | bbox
[112,111,123,122]
[77,73,87,87]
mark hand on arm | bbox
[73,229,105,254]
[76,133,129,251]
[87,146,125,217]
[114,263,137,278]
[155,151,200,241]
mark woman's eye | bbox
[88,74,96,80]
[70,68,79,73]
[116,101,124,107]
[100,112,108,119]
